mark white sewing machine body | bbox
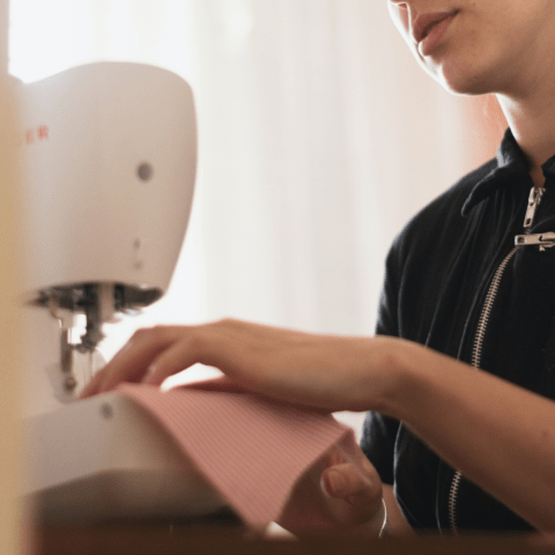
[19,62,196,297]
[18,63,225,523]
[23,392,225,523]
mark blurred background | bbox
[9,0,506,433]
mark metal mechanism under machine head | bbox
[28,282,162,400]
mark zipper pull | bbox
[515,232,555,251]
[523,186,545,229]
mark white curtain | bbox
[180,1,469,335]
[10,0,474,430]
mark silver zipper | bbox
[447,186,549,533]
[468,246,519,371]
[447,245,518,533]
[514,232,555,251]
[523,186,545,229]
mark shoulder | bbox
[376,158,498,337]
[391,158,497,261]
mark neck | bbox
[496,79,555,187]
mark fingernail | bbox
[321,470,345,497]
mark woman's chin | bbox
[429,59,500,97]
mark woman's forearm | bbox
[377,339,555,532]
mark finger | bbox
[80,326,188,398]
[320,463,382,526]
[321,463,382,505]
[143,325,259,387]
[82,320,268,398]
[324,444,380,482]
[79,335,140,398]
[142,331,208,386]
[79,366,107,399]
[102,326,192,391]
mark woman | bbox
[82,0,555,534]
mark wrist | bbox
[371,337,442,422]
[368,336,416,419]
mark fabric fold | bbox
[117,380,359,529]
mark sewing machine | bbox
[18,62,225,523]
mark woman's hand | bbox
[277,444,385,537]
[80,319,395,536]
[80,319,398,412]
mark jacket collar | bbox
[461,129,555,215]
[462,129,530,216]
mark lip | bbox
[412,11,457,54]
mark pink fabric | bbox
[117,380,360,529]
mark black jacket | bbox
[361,129,555,532]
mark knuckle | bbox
[147,324,169,338]
[216,317,238,327]
[132,325,168,344]
[186,329,208,355]
[131,327,150,341]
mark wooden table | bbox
[30,521,555,555]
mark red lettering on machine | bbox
[25,125,49,145]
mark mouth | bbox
[412,11,458,45]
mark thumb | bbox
[321,468,377,507]
[320,462,383,526]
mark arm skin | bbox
[81,318,555,532]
